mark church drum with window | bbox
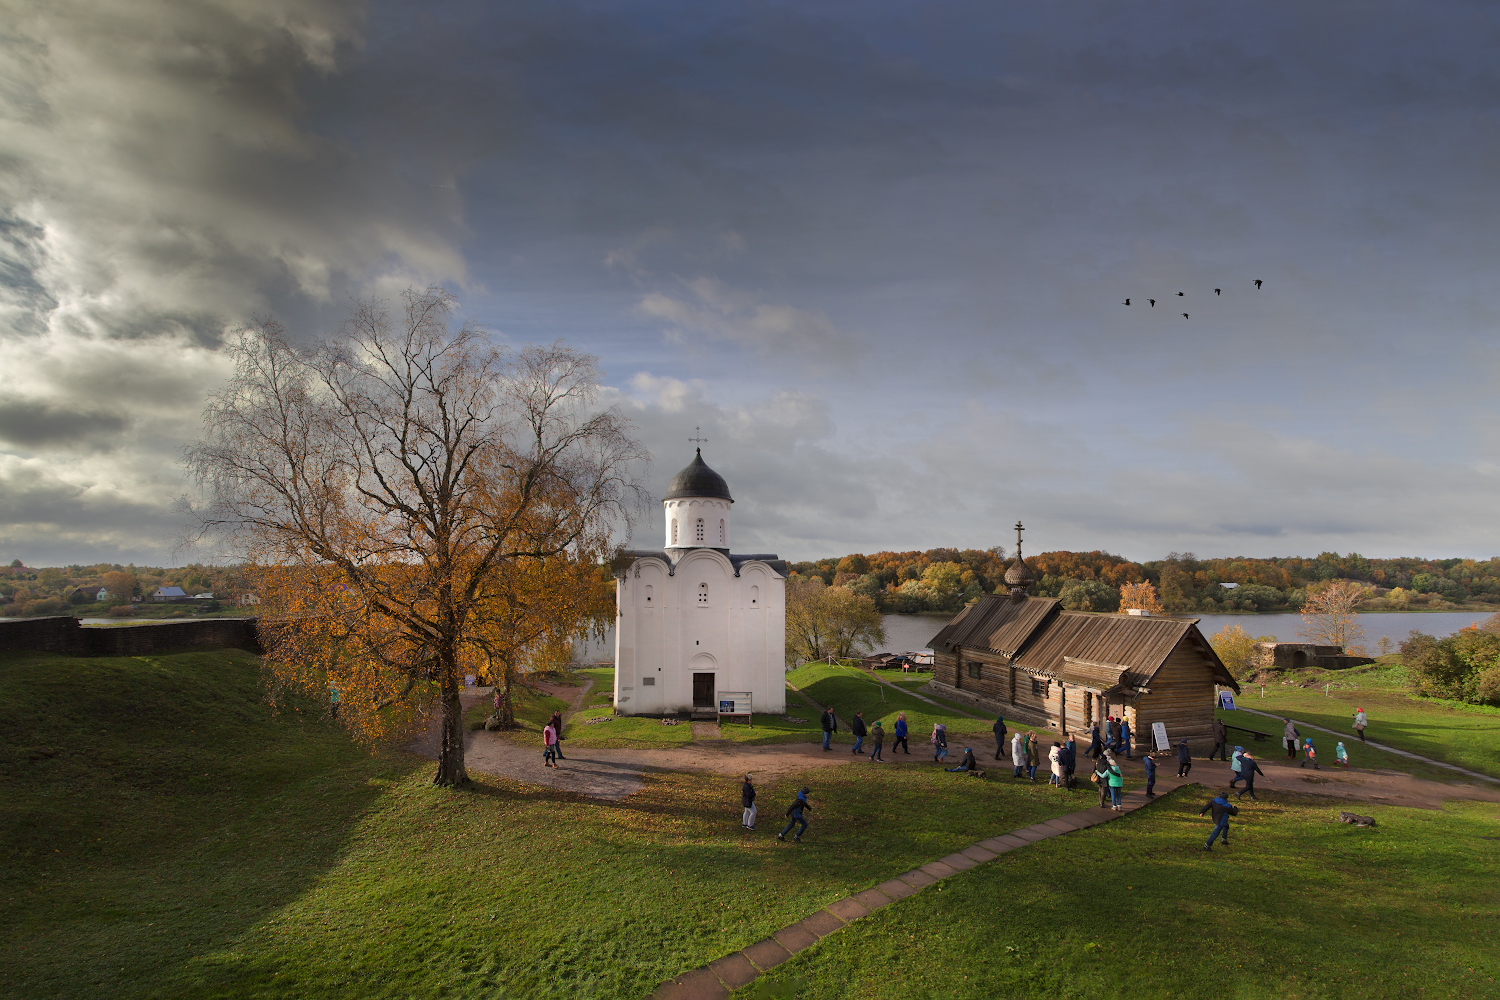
[613,450,788,716]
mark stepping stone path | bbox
[649,774,1191,999]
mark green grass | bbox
[1228,661,1500,781]
[741,789,1500,999]
[2,648,1094,999]
[787,663,996,746]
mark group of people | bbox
[824,707,918,762]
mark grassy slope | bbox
[1,650,1088,1000]
[1226,660,1500,781]
[786,663,996,746]
[743,789,1500,1000]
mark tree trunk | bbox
[499,663,516,727]
[432,667,471,788]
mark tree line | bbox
[787,549,1500,614]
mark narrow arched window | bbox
[671,519,678,545]
[698,582,709,605]
[750,585,759,606]
[718,519,725,544]
[695,518,705,543]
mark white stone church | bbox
[612,449,788,716]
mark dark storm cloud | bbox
[5,0,1500,563]
[0,399,128,449]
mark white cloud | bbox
[637,277,856,364]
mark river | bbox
[576,609,1490,664]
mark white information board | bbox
[717,691,753,727]
[1152,722,1171,752]
[1218,691,1236,711]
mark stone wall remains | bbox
[0,616,263,657]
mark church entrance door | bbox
[692,672,715,709]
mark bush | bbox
[1058,578,1120,613]
[106,605,137,617]
[1403,628,1500,704]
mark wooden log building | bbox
[927,530,1239,752]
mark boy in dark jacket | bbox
[992,715,1008,760]
[778,787,812,842]
[1199,794,1238,850]
[1142,752,1158,797]
[946,746,980,775]
[740,775,757,830]
[1235,752,1266,800]
[1176,739,1192,777]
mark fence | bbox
[0,616,263,657]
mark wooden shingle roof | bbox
[927,595,1060,658]
[928,595,1240,693]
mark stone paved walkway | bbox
[647,772,1193,999]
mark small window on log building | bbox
[1031,676,1047,697]
[966,661,982,679]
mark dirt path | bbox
[414,684,1500,810]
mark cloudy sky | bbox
[3,0,1499,567]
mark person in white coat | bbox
[1048,742,1064,788]
[1011,732,1026,778]
[1353,708,1368,742]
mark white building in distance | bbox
[613,449,787,716]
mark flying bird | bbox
[1182,313,1189,319]
[1254,279,1263,289]
[1176,291,1185,297]
[1123,298,1131,306]
[1214,288,1221,296]
[1149,298,1156,307]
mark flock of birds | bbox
[1123,279,1263,319]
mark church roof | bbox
[664,449,733,501]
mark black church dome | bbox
[664,449,733,501]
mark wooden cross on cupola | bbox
[688,426,708,445]
[1014,521,1025,558]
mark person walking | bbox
[1300,737,1321,770]
[1353,708,1368,742]
[1176,738,1192,777]
[1199,793,1238,850]
[993,714,1008,761]
[1120,718,1134,759]
[1283,718,1299,758]
[1106,755,1125,810]
[1011,731,1026,777]
[1063,732,1078,789]
[1086,722,1102,761]
[869,719,885,762]
[741,774,757,830]
[931,722,949,762]
[893,712,910,754]
[547,710,566,760]
[820,706,838,751]
[1106,716,1121,753]
[1228,746,1245,788]
[1235,752,1265,800]
[1142,752,1158,798]
[1025,731,1040,780]
[329,683,341,720]
[778,787,812,842]
[1210,718,1229,761]
[1336,741,1351,768]
[1094,754,1112,808]
[542,722,559,768]
[850,711,867,755]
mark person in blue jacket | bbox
[892,712,910,754]
[992,714,1008,760]
[1142,752,1158,798]
[778,787,812,843]
[1120,719,1134,759]
[1199,794,1238,850]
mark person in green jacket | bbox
[1106,757,1124,810]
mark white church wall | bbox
[664,496,731,550]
